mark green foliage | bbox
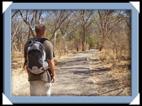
[86,35,96,49]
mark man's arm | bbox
[48,59,55,80]
[43,40,56,82]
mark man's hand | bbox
[48,59,55,83]
[51,75,55,83]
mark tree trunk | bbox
[52,32,57,49]
[82,26,86,51]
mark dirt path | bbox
[12,49,130,96]
[51,50,127,96]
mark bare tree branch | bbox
[18,10,35,37]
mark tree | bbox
[48,10,72,47]
[77,10,94,51]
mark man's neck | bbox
[36,35,44,38]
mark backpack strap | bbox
[38,37,55,58]
[38,38,52,56]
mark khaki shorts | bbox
[29,80,51,96]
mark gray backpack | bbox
[26,38,48,74]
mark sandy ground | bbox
[12,49,131,96]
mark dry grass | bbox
[107,66,131,96]
[12,51,30,96]
[98,49,131,95]
[109,61,131,87]
[99,49,130,62]
[12,69,30,96]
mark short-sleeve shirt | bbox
[43,40,54,60]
